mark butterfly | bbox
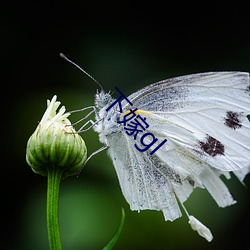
[88,71,250,241]
[61,53,250,241]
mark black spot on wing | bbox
[199,135,225,157]
[247,114,250,122]
[246,84,250,94]
[186,177,195,186]
[224,111,243,130]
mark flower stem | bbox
[47,165,63,250]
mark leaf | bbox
[102,208,125,250]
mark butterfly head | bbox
[95,90,113,110]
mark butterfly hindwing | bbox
[107,128,182,221]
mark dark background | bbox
[2,1,250,250]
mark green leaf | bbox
[102,208,125,250]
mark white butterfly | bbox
[59,58,249,241]
[84,71,250,242]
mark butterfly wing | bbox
[106,129,182,221]
[132,112,237,208]
[123,72,250,173]
[106,72,249,221]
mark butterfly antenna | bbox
[60,53,104,91]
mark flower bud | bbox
[26,95,87,178]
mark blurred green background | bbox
[2,2,250,250]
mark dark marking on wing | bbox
[224,111,243,130]
[199,135,225,157]
[149,154,182,184]
[186,177,195,186]
[246,84,250,94]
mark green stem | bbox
[47,165,63,250]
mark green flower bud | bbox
[26,95,87,178]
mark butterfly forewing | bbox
[122,72,250,173]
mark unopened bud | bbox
[26,95,87,178]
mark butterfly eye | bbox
[103,94,111,105]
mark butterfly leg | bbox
[70,106,96,126]
[77,145,108,176]
[77,117,105,133]
[85,145,108,165]
[68,106,101,132]
[70,105,96,114]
